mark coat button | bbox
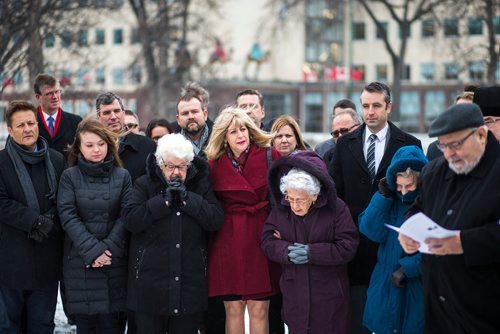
[173,309,178,314]
[439,295,446,302]
[176,212,181,216]
[447,209,453,215]
[174,276,179,281]
[176,244,180,248]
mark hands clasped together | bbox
[288,242,310,264]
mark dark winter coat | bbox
[119,133,156,183]
[37,108,82,158]
[359,146,427,334]
[57,156,132,315]
[330,122,422,285]
[262,151,359,334]
[411,132,500,334]
[208,145,281,298]
[123,154,223,315]
[0,147,64,289]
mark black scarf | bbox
[6,136,57,214]
[77,154,114,178]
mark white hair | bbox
[155,133,194,164]
[279,168,321,196]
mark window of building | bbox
[469,61,484,80]
[76,100,92,117]
[112,0,124,7]
[61,101,73,113]
[421,63,435,81]
[425,91,445,126]
[444,17,459,37]
[444,63,459,80]
[131,66,142,84]
[376,22,388,39]
[77,30,88,47]
[400,91,420,131]
[376,64,388,82]
[494,16,500,35]
[95,67,105,85]
[113,28,123,45]
[351,64,365,81]
[61,31,72,48]
[352,22,365,40]
[468,17,483,35]
[402,64,411,80]
[112,68,124,85]
[262,93,293,120]
[304,93,323,132]
[77,68,89,85]
[96,29,105,45]
[94,0,106,7]
[130,27,140,44]
[497,62,500,81]
[399,24,411,38]
[45,33,55,48]
[421,18,435,37]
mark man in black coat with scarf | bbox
[399,103,500,334]
[0,100,65,333]
[330,82,421,334]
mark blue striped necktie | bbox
[47,116,55,136]
[367,134,377,178]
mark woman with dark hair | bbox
[270,115,307,156]
[145,118,173,143]
[261,151,359,334]
[57,118,132,334]
[205,107,281,334]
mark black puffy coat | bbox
[57,156,132,315]
[123,154,224,315]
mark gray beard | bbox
[448,156,481,175]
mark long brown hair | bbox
[67,117,123,167]
[270,115,307,151]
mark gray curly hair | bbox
[280,168,321,196]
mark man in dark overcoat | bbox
[0,100,65,333]
[330,82,421,334]
[399,103,500,334]
[34,73,82,157]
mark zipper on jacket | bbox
[135,248,147,279]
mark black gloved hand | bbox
[391,266,406,288]
[29,214,55,243]
[168,175,188,204]
[378,177,392,197]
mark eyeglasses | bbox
[284,194,309,206]
[331,124,359,138]
[126,123,138,129]
[98,108,123,117]
[238,103,258,110]
[484,117,500,126]
[436,129,476,152]
[163,163,190,172]
[41,89,61,97]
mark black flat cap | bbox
[473,86,500,117]
[429,103,484,137]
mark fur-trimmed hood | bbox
[268,150,337,210]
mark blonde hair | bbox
[270,115,307,150]
[205,106,274,160]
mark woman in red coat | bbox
[205,107,281,334]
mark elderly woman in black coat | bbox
[123,133,224,334]
[57,119,132,333]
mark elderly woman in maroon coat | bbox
[205,107,281,334]
[261,151,359,334]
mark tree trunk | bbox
[484,0,499,83]
[28,0,44,85]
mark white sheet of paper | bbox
[385,212,459,254]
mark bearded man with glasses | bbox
[399,103,500,333]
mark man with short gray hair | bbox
[399,103,500,333]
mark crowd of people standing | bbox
[0,74,498,334]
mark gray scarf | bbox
[181,124,210,156]
[6,136,57,214]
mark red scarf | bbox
[37,106,62,138]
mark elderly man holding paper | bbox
[398,103,500,334]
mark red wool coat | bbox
[208,145,281,298]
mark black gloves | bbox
[378,177,392,197]
[29,214,56,243]
[391,266,406,288]
[165,175,188,207]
